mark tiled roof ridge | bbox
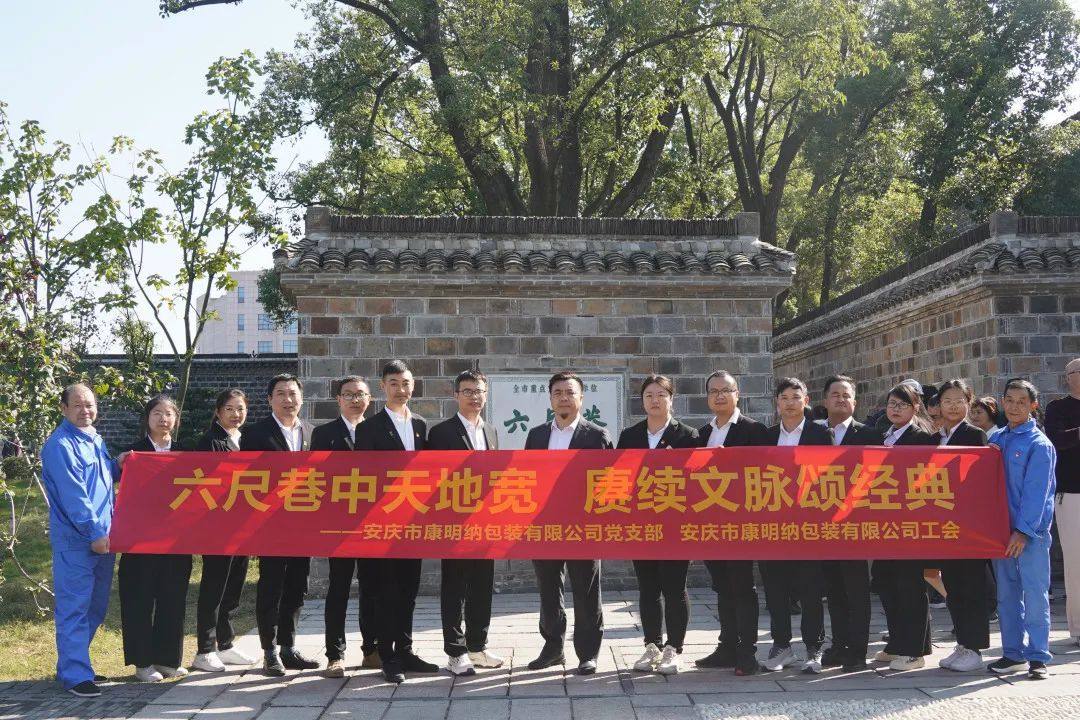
[323,213,747,238]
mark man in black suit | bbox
[240,373,319,676]
[817,374,884,673]
[694,370,768,676]
[354,360,438,684]
[317,376,380,678]
[525,371,614,675]
[428,370,504,677]
[759,377,832,675]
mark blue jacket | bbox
[40,419,118,551]
[994,418,1057,538]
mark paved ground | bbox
[4,585,1080,719]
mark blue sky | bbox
[3,0,1079,351]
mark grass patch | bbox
[1,467,259,681]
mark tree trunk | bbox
[917,195,938,244]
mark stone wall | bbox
[774,212,1080,409]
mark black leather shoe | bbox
[68,681,101,698]
[400,653,439,673]
[695,645,737,669]
[841,661,869,673]
[821,647,844,668]
[264,651,285,677]
[281,647,319,670]
[382,660,405,684]
[734,654,760,676]
[527,648,566,670]
[577,659,597,675]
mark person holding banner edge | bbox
[618,374,698,676]
[526,370,614,675]
[428,369,505,677]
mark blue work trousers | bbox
[53,547,114,689]
[993,531,1052,664]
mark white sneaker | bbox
[446,654,476,676]
[802,647,823,674]
[656,645,679,675]
[192,652,226,672]
[218,647,256,666]
[135,666,164,683]
[154,665,189,678]
[889,656,925,671]
[761,645,797,672]
[633,643,663,672]
[948,648,983,672]
[467,650,505,668]
[938,645,963,670]
[873,650,897,662]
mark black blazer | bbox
[127,436,186,453]
[239,414,313,452]
[354,408,427,451]
[427,415,498,451]
[827,418,885,446]
[311,416,361,452]
[764,419,833,446]
[698,414,767,448]
[195,422,239,452]
[524,418,614,450]
[617,418,699,450]
[888,424,940,447]
[942,420,988,447]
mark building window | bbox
[258,340,273,354]
[237,314,245,331]
[237,286,246,303]
[282,339,297,353]
[237,340,245,353]
[258,313,274,331]
[285,318,298,334]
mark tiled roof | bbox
[281,239,795,276]
[773,242,1080,351]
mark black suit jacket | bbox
[524,418,614,450]
[889,424,940,447]
[195,422,239,452]
[697,414,767,448]
[427,415,498,451]
[764,419,833,446]
[311,416,361,452]
[617,418,699,450]
[239,415,313,452]
[354,408,427,451]
[942,420,987,447]
[126,436,186,453]
[824,418,885,446]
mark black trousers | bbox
[256,556,310,650]
[441,558,495,657]
[374,558,422,664]
[631,560,690,651]
[823,560,871,663]
[197,555,249,654]
[325,558,379,661]
[874,559,931,657]
[703,560,759,660]
[760,560,825,651]
[940,558,990,650]
[119,553,192,668]
[532,559,604,662]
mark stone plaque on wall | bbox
[487,374,625,450]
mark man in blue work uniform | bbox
[41,383,119,697]
[987,379,1058,681]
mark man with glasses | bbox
[1046,359,1080,646]
[428,370,503,676]
[316,376,380,677]
[525,371,614,675]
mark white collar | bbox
[457,412,483,431]
[147,435,171,452]
[273,414,301,434]
[552,415,581,434]
[385,406,410,423]
[888,420,914,437]
[711,408,741,431]
[779,418,805,436]
[942,421,964,440]
[340,414,362,431]
[647,417,673,437]
[216,421,241,442]
[828,416,854,432]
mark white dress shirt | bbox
[706,408,742,448]
[149,436,172,452]
[940,421,964,446]
[340,415,360,445]
[647,417,672,449]
[883,421,913,447]
[458,413,487,450]
[217,422,241,446]
[818,416,854,446]
[548,415,581,450]
[385,407,415,451]
[777,419,805,446]
[273,414,304,451]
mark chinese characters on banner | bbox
[487,374,624,449]
[110,446,1010,561]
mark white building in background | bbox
[195,270,298,354]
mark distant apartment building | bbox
[195,270,298,354]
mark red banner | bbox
[110,446,1009,560]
